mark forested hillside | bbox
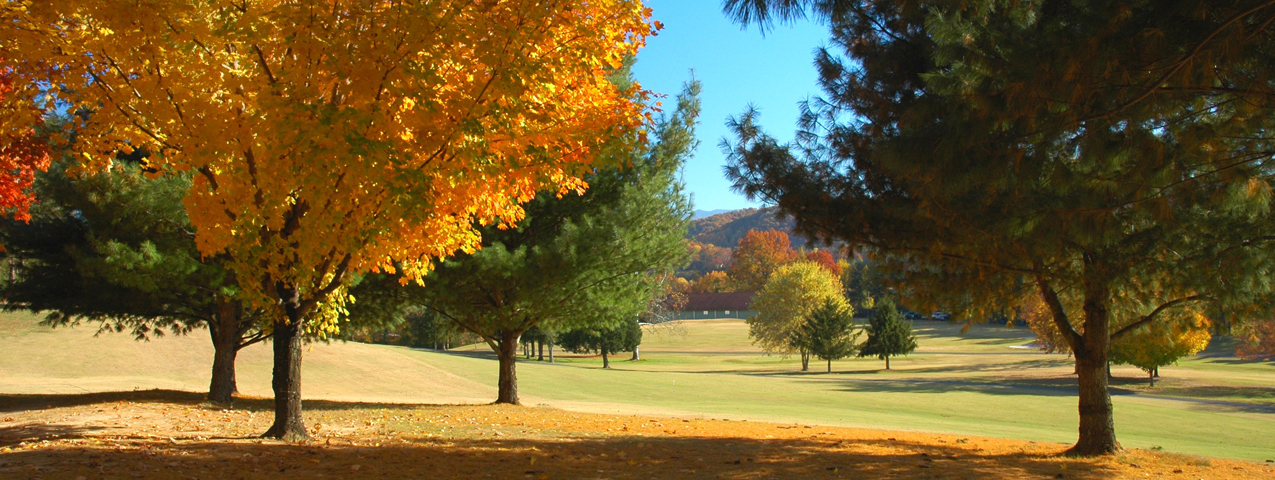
[687,207,801,248]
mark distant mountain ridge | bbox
[687,207,804,249]
[691,209,732,220]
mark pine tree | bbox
[799,299,861,373]
[1,155,266,404]
[558,318,643,369]
[410,79,699,404]
[721,0,1275,455]
[748,261,846,371]
[858,299,916,370]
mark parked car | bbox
[931,311,951,321]
[903,311,923,321]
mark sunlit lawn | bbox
[2,312,1273,461]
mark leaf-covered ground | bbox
[1,391,1271,480]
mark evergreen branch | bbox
[237,329,271,351]
[1065,0,1275,130]
[426,304,499,352]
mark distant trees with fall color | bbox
[747,261,847,371]
[1236,320,1275,360]
[728,230,800,292]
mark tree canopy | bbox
[5,0,658,440]
[558,318,643,369]
[748,260,847,371]
[1,155,266,404]
[721,0,1275,455]
[799,299,860,373]
[858,299,917,370]
[414,78,699,404]
[728,229,799,292]
[0,70,49,221]
[1110,309,1212,387]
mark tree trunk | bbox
[885,355,890,370]
[827,359,832,373]
[548,343,554,363]
[538,341,545,361]
[208,297,243,404]
[208,332,240,404]
[1148,370,1155,388]
[602,344,611,369]
[800,350,809,371]
[262,317,307,441]
[496,330,521,405]
[1067,273,1119,456]
[632,346,640,361]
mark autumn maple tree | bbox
[0,68,50,221]
[728,229,799,291]
[804,250,840,276]
[6,0,655,440]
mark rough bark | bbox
[885,355,890,370]
[496,329,521,405]
[800,350,809,371]
[263,287,309,441]
[1067,273,1120,456]
[548,343,554,363]
[827,359,832,373]
[207,298,243,404]
[208,332,240,404]
[538,342,544,361]
[601,344,611,369]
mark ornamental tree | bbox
[748,260,846,371]
[6,0,655,440]
[722,0,1275,455]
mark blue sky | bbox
[632,1,829,212]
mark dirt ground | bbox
[0,391,1271,480]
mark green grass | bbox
[2,312,1273,461]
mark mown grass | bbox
[1,313,1273,461]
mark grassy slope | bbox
[1,312,1272,460]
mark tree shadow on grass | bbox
[0,426,1122,480]
[0,390,485,414]
[0,422,109,447]
[823,378,1081,397]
